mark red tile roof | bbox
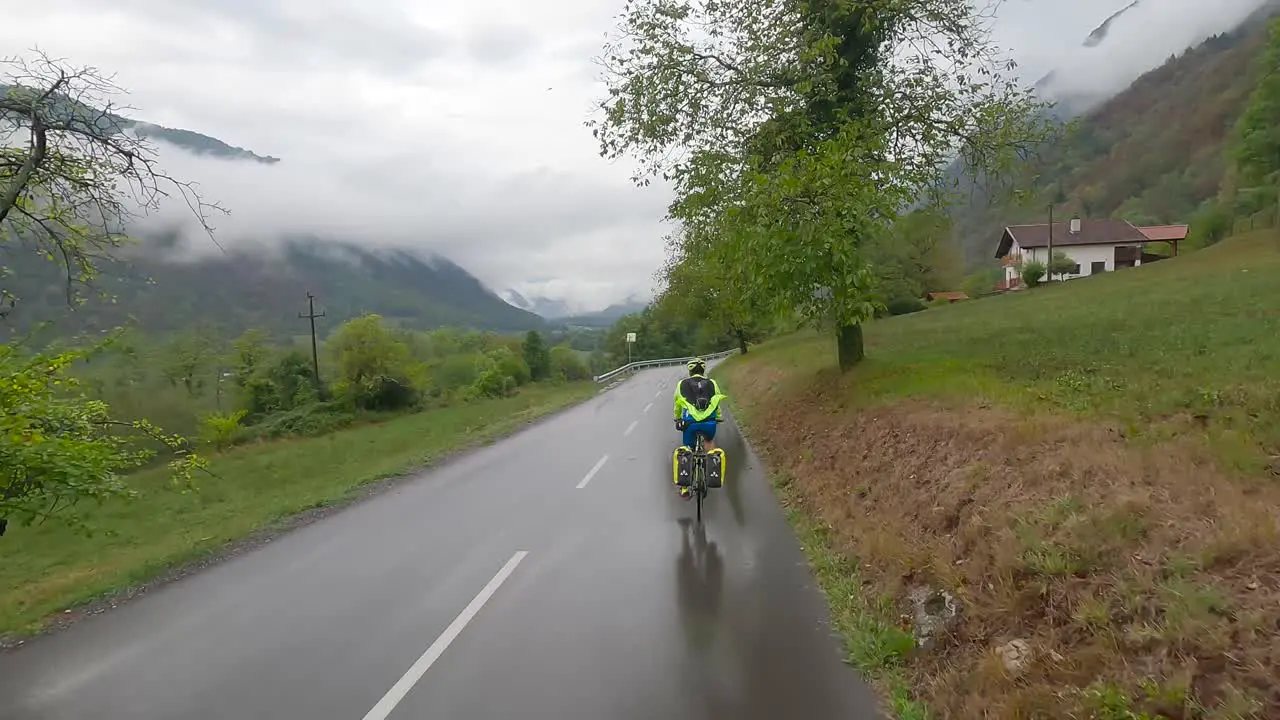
[927,291,969,302]
[1137,224,1189,241]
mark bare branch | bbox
[0,48,229,313]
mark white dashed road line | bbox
[360,551,528,720]
[576,455,609,489]
[623,420,639,437]
[643,402,653,413]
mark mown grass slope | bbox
[718,233,1280,718]
[0,382,596,638]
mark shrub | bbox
[345,375,418,412]
[1022,260,1047,288]
[430,353,484,394]
[885,295,928,316]
[199,409,248,449]
[326,315,426,412]
[962,270,997,298]
[1189,202,1233,248]
[243,350,318,418]
[247,403,356,440]
[550,346,591,381]
[490,347,532,386]
[473,366,517,398]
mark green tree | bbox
[521,330,552,381]
[326,315,424,411]
[662,226,768,355]
[1232,19,1280,201]
[231,329,271,387]
[592,0,1050,370]
[489,346,532,386]
[1187,201,1233,248]
[962,267,1004,298]
[0,342,205,534]
[244,350,318,416]
[160,330,218,396]
[1,54,219,532]
[1049,251,1078,279]
[549,346,591,381]
[0,54,222,313]
[869,206,963,312]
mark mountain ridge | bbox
[1,236,546,341]
[0,83,279,164]
[949,3,1279,269]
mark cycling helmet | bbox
[686,357,706,374]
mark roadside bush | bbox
[199,409,248,449]
[344,374,418,412]
[885,295,927,316]
[550,346,591,381]
[243,350,319,418]
[489,347,531,386]
[588,350,611,377]
[246,403,356,440]
[1022,260,1047,288]
[430,352,484,395]
[473,364,517,398]
[326,315,426,412]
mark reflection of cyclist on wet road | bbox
[676,518,724,652]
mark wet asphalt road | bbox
[0,367,882,720]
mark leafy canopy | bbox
[1,54,227,532]
[591,0,1050,365]
[0,340,206,530]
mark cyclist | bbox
[672,357,727,500]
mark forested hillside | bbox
[0,82,278,164]
[3,236,547,342]
[951,8,1277,268]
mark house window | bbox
[1067,263,1080,275]
[1091,261,1106,274]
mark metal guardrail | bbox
[593,349,737,384]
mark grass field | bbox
[0,381,597,639]
[718,232,1280,718]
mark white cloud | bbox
[0,0,1269,311]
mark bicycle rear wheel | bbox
[693,433,706,522]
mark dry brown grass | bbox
[724,362,1280,719]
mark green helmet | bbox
[686,357,706,374]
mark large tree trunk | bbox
[735,329,749,355]
[836,323,864,371]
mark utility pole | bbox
[299,292,325,393]
[1047,203,1055,283]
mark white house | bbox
[994,218,1187,290]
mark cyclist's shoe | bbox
[679,486,692,501]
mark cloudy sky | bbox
[0,0,1269,311]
